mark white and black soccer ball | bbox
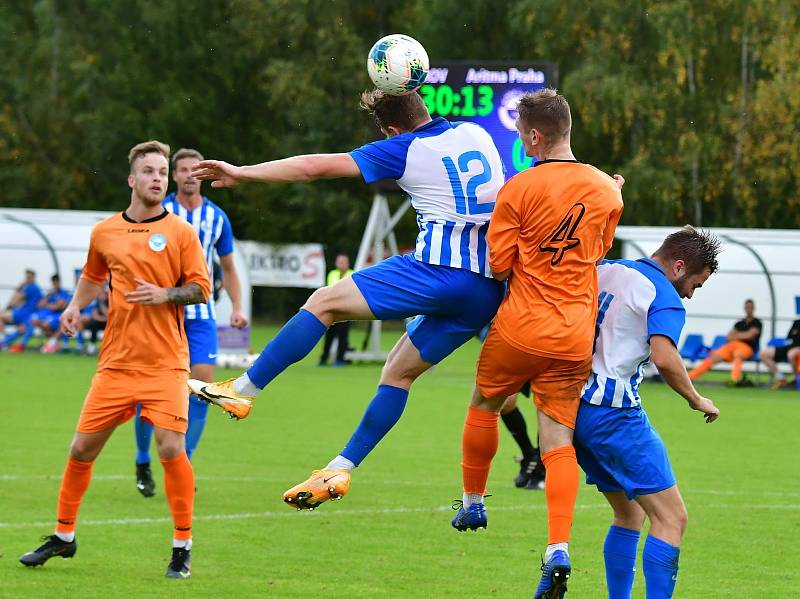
[366,34,429,96]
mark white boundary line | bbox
[2,501,798,531]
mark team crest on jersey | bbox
[148,233,167,252]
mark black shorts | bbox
[773,345,797,363]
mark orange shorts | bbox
[712,340,754,361]
[476,328,592,429]
[76,369,189,434]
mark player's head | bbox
[127,140,170,207]
[515,89,572,158]
[360,89,430,137]
[652,225,721,299]
[24,269,35,283]
[744,298,755,317]
[172,148,204,197]
[335,254,350,271]
[51,274,60,289]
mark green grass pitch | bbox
[2,326,798,598]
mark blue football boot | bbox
[450,500,487,531]
[533,550,571,598]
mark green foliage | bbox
[1,0,798,247]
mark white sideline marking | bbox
[1,501,797,531]
[3,473,800,499]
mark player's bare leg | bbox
[284,334,432,509]
[189,277,375,419]
[635,486,687,597]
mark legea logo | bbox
[148,234,167,252]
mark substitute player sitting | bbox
[189,88,507,509]
[19,141,211,579]
[449,89,623,599]
[574,226,721,599]
[688,299,762,385]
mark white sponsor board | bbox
[238,241,325,289]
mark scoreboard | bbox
[418,62,557,176]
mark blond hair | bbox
[128,140,170,172]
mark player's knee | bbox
[69,439,101,462]
[302,288,336,324]
[674,504,689,537]
[155,434,185,459]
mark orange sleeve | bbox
[180,226,212,302]
[487,179,522,274]
[81,226,109,285]
[601,198,623,257]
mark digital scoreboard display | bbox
[418,62,557,177]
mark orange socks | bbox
[461,406,499,495]
[731,357,744,382]
[542,445,580,544]
[161,454,195,541]
[688,358,713,380]
[56,457,94,536]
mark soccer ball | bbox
[367,34,429,96]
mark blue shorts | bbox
[351,254,505,364]
[11,308,32,325]
[31,309,60,330]
[184,317,219,365]
[573,401,676,500]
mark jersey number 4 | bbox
[442,151,495,216]
[539,203,586,265]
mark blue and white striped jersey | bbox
[581,259,685,408]
[163,193,233,320]
[350,117,504,277]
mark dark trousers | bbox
[320,321,350,364]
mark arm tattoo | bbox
[167,283,205,305]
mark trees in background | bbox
[2,0,798,256]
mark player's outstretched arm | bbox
[60,278,103,336]
[651,334,720,423]
[192,154,361,187]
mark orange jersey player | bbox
[450,89,623,599]
[19,140,211,580]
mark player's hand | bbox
[613,174,625,189]
[125,278,169,305]
[59,305,82,337]
[191,160,243,188]
[230,309,249,329]
[691,396,720,423]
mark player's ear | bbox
[127,174,135,189]
[385,125,402,138]
[673,259,686,277]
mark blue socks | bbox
[246,309,327,389]
[135,398,208,462]
[604,525,640,599]
[134,405,154,465]
[643,535,680,598]
[185,395,209,460]
[340,385,409,466]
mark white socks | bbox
[463,493,484,508]
[55,531,74,543]
[233,374,259,397]
[325,455,355,471]
[545,542,569,561]
[173,538,193,550]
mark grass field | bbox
[2,325,799,598]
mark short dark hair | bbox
[652,226,721,275]
[172,147,204,168]
[516,88,572,139]
[51,274,60,282]
[25,269,35,276]
[360,89,429,132]
[745,299,754,305]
